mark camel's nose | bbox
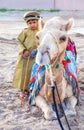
[59,35,66,41]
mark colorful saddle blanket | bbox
[28,38,80,104]
[28,64,45,104]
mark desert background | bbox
[0,9,84,130]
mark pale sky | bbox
[0,0,54,9]
[0,0,83,10]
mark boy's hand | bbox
[23,50,30,58]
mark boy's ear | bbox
[65,18,74,31]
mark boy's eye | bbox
[28,20,37,25]
[28,22,33,25]
[33,21,36,24]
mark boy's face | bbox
[27,19,38,30]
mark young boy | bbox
[13,11,42,99]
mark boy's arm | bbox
[17,30,27,52]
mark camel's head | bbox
[44,16,74,32]
[36,29,68,65]
[35,17,74,65]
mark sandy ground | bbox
[0,11,84,130]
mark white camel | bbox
[33,17,78,120]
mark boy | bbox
[13,11,42,99]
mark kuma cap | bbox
[23,11,41,23]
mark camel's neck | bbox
[45,48,66,87]
[45,63,63,88]
[52,64,63,85]
[50,48,66,68]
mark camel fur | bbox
[34,17,77,120]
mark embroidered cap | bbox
[23,11,40,23]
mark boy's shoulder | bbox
[23,28,28,31]
[24,28,28,30]
[22,27,30,32]
[20,28,29,35]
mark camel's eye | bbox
[60,28,62,31]
[59,35,66,42]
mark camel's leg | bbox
[35,95,57,120]
[64,96,77,116]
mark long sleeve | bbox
[17,30,27,52]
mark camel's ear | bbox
[38,18,45,31]
[65,18,74,31]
